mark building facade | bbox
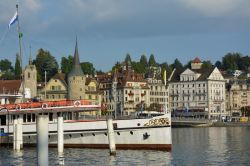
[226,80,250,118]
[98,63,150,116]
[169,58,226,119]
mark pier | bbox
[172,117,212,127]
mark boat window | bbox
[23,114,26,123]
[32,114,36,122]
[27,114,31,122]
[49,113,53,121]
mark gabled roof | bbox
[52,73,67,87]
[192,57,201,63]
[169,67,215,82]
[0,80,22,94]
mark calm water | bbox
[0,127,250,165]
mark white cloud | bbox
[0,0,41,22]
[182,0,249,17]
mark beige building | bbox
[39,72,67,101]
[226,80,250,117]
[98,62,150,116]
[147,77,169,112]
[169,58,226,119]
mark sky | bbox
[0,0,250,72]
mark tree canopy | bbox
[61,55,73,74]
[0,59,13,72]
[81,62,95,76]
[14,53,22,79]
[33,48,58,82]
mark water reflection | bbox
[172,127,250,166]
[1,127,250,165]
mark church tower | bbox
[24,48,37,98]
[67,38,86,100]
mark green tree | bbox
[160,62,172,80]
[81,62,95,76]
[172,58,183,71]
[33,48,58,82]
[222,52,241,70]
[148,54,156,67]
[0,70,15,80]
[139,54,148,73]
[132,62,145,74]
[61,55,73,74]
[238,56,250,71]
[125,53,132,64]
[0,59,13,72]
[147,103,162,112]
[112,62,122,72]
[14,53,22,79]
[202,61,213,69]
[215,61,222,69]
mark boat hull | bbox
[1,115,172,151]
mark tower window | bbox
[28,72,30,78]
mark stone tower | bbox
[24,50,37,98]
[67,38,86,100]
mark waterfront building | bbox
[98,62,150,116]
[226,80,250,118]
[168,58,226,119]
[146,67,169,112]
[39,71,67,101]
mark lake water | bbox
[0,127,250,165]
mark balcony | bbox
[128,92,134,96]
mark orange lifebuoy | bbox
[16,104,21,110]
[42,103,48,109]
[74,100,81,107]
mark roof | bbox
[0,80,22,94]
[52,73,67,86]
[68,38,84,77]
[192,57,201,63]
[169,67,215,82]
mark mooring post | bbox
[13,119,17,150]
[37,114,49,166]
[18,115,23,149]
[57,115,64,154]
[107,118,116,155]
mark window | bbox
[28,72,30,79]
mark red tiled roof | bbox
[192,57,201,63]
[0,80,22,94]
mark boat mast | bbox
[16,4,25,102]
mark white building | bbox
[168,58,226,119]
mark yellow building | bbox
[40,72,68,101]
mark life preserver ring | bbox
[42,103,48,109]
[74,100,81,107]
[16,104,21,110]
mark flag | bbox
[8,11,18,29]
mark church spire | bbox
[68,37,84,76]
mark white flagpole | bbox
[16,4,24,102]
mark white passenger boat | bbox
[0,100,171,151]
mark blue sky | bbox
[0,0,250,71]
